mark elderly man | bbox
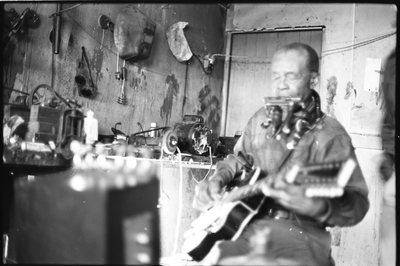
[188,43,369,265]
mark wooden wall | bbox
[3,3,225,261]
[225,3,396,266]
[3,3,226,136]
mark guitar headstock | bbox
[286,158,356,198]
[68,140,157,191]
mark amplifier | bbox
[7,155,160,264]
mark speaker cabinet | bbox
[8,167,160,264]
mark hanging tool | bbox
[75,46,96,98]
[117,60,128,105]
[4,7,40,53]
[98,14,114,33]
[115,52,122,80]
[52,3,61,54]
[81,46,95,88]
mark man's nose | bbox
[277,77,289,89]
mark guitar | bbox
[181,158,356,262]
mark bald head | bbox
[274,43,320,74]
[271,43,320,99]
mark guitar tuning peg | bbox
[96,154,107,169]
[94,144,105,155]
[84,153,95,168]
[114,144,127,157]
[114,173,125,189]
[70,140,82,155]
[125,157,138,170]
[97,175,108,190]
[73,154,82,168]
[114,156,125,169]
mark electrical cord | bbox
[322,31,396,58]
[157,136,169,208]
[192,146,214,184]
[322,31,396,54]
[172,147,184,257]
[193,53,211,75]
[48,3,83,18]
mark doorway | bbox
[224,29,323,136]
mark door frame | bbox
[220,26,326,136]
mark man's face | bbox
[271,50,316,99]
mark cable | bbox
[157,137,169,208]
[322,31,396,54]
[3,87,30,96]
[48,3,83,18]
[321,32,396,58]
[193,53,210,75]
[172,147,184,257]
[192,146,214,184]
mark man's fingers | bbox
[262,182,291,202]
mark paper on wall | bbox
[166,22,193,62]
[364,58,382,92]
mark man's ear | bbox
[310,72,319,89]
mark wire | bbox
[81,46,95,87]
[48,3,83,18]
[193,53,210,75]
[322,31,396,56]
[192,146,214,184]
[137,122,144,132]
[131,126,169,137]
[157,136,169,209]
[172,147,184,257]
[3,87,30,96]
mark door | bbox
[225,29,323,136]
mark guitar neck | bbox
[223,178,265,203]
[220,158,355,202]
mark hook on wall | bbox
[98,15,114,33]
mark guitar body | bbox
[183,197,265,261]
[182,169,266,262]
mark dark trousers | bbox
[203,217,333,266]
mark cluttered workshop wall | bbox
[226,3,396,266]
[3,3,226,138]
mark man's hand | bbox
[261,172,328,218]
[192,178,223,212]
